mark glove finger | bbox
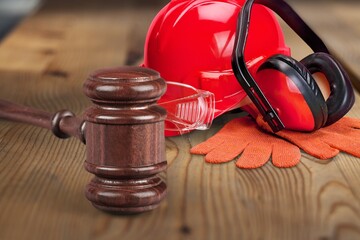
[272,140,301,168]
[190,135,227,154]
[205,140,249,164]
[235,142,272,169]
[319,117,360,157]
[190,118,252,155]
[322,133,360,158]
[277,132,339,159]
[323,122,360,138]
[336,117,360,129]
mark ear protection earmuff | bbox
[232,0,355,132]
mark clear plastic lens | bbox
[158,81,215,133]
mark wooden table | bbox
[0,1,360,239]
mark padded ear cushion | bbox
[258,54,328,130]
[301,52,355,126]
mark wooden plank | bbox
[0,1,360,240]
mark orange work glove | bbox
[256,116,360,159]
[190,117,301,168]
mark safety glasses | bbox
[158,81,215,134]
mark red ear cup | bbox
[257,54,328,131]
[300,52,355,126]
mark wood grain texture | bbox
[0,0,360,239]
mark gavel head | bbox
[82,66,167,214]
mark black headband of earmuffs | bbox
[231,0,330,132]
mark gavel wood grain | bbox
[0,66,167,214]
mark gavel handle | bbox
[0,99,86,143]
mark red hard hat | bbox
[144,0,290,135]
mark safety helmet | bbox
[145,0,354,136]
[144,0,289,135]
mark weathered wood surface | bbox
[0,1,360,239]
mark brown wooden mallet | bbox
[0,66,167,214]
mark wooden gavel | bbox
[0,66,167,214]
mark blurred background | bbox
[0,0,167,41]
[0,0,41,40]
[0,0,349,41]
